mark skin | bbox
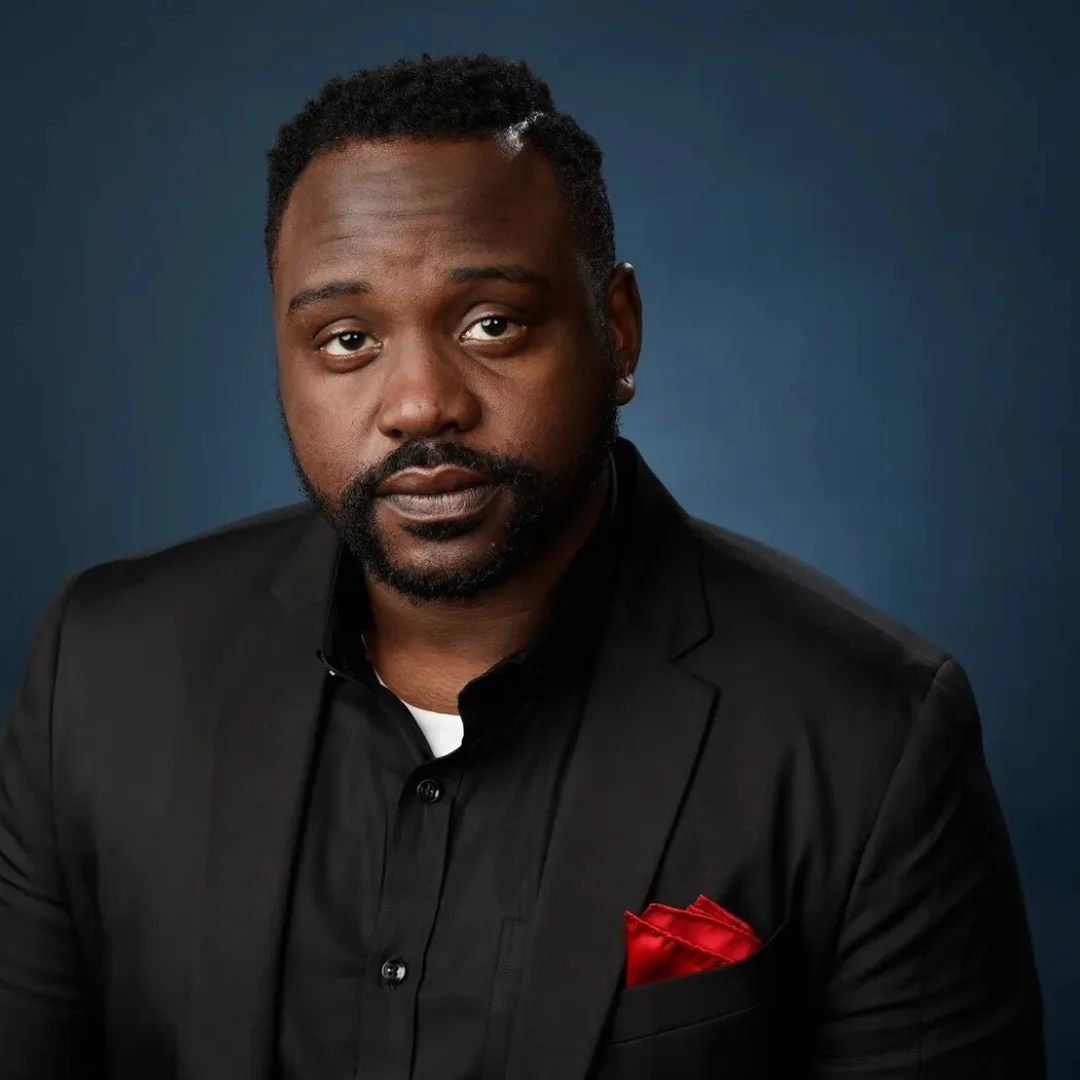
[274,136,642,712]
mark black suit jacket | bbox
[0,442,1044,1079]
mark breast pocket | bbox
[593,924,791,1080]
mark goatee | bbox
[277,381,620,604]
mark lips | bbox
[377,465,499,523]
[377,466,493,496]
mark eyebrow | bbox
[285,264,550,315]
[446,264,551,289]
[287,279,372,314]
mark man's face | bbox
[273,137,638,602]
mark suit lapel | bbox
[505,452,719,1080]
[185,514,339,1080]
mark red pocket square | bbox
[624,895,763,988]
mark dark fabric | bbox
[0,440,1045,1080]
[276,459,627,1080]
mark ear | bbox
[603,262,642,405]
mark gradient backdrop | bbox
[2,0,1076,1073]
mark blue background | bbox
[1,0,1075,1072]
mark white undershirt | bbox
[374,670,464,758]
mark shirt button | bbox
[380,958,407,985]
[416,778,441,804]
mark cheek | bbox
[280,371,373,496]
[505,351,609,465]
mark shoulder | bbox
[60,502,318,626]
[685,514,954,729]
[692,516,947,667]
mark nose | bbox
[374,334,481,440]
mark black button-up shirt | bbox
[275,460,628,1080]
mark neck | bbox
[363,464,611,712]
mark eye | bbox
[461,315,526,343]
[321,330,374,357]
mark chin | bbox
[377,562,515,604]
[365,529,530,603]
[398,542,505,579]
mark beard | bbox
[278,362,620,605]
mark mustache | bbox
[348,440,539,497]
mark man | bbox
[0,54,1043,1080]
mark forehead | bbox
[273,138,576,302]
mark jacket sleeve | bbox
[0,578,102,1079]
[810,657,1045,1078]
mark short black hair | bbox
[265,54,616,299]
